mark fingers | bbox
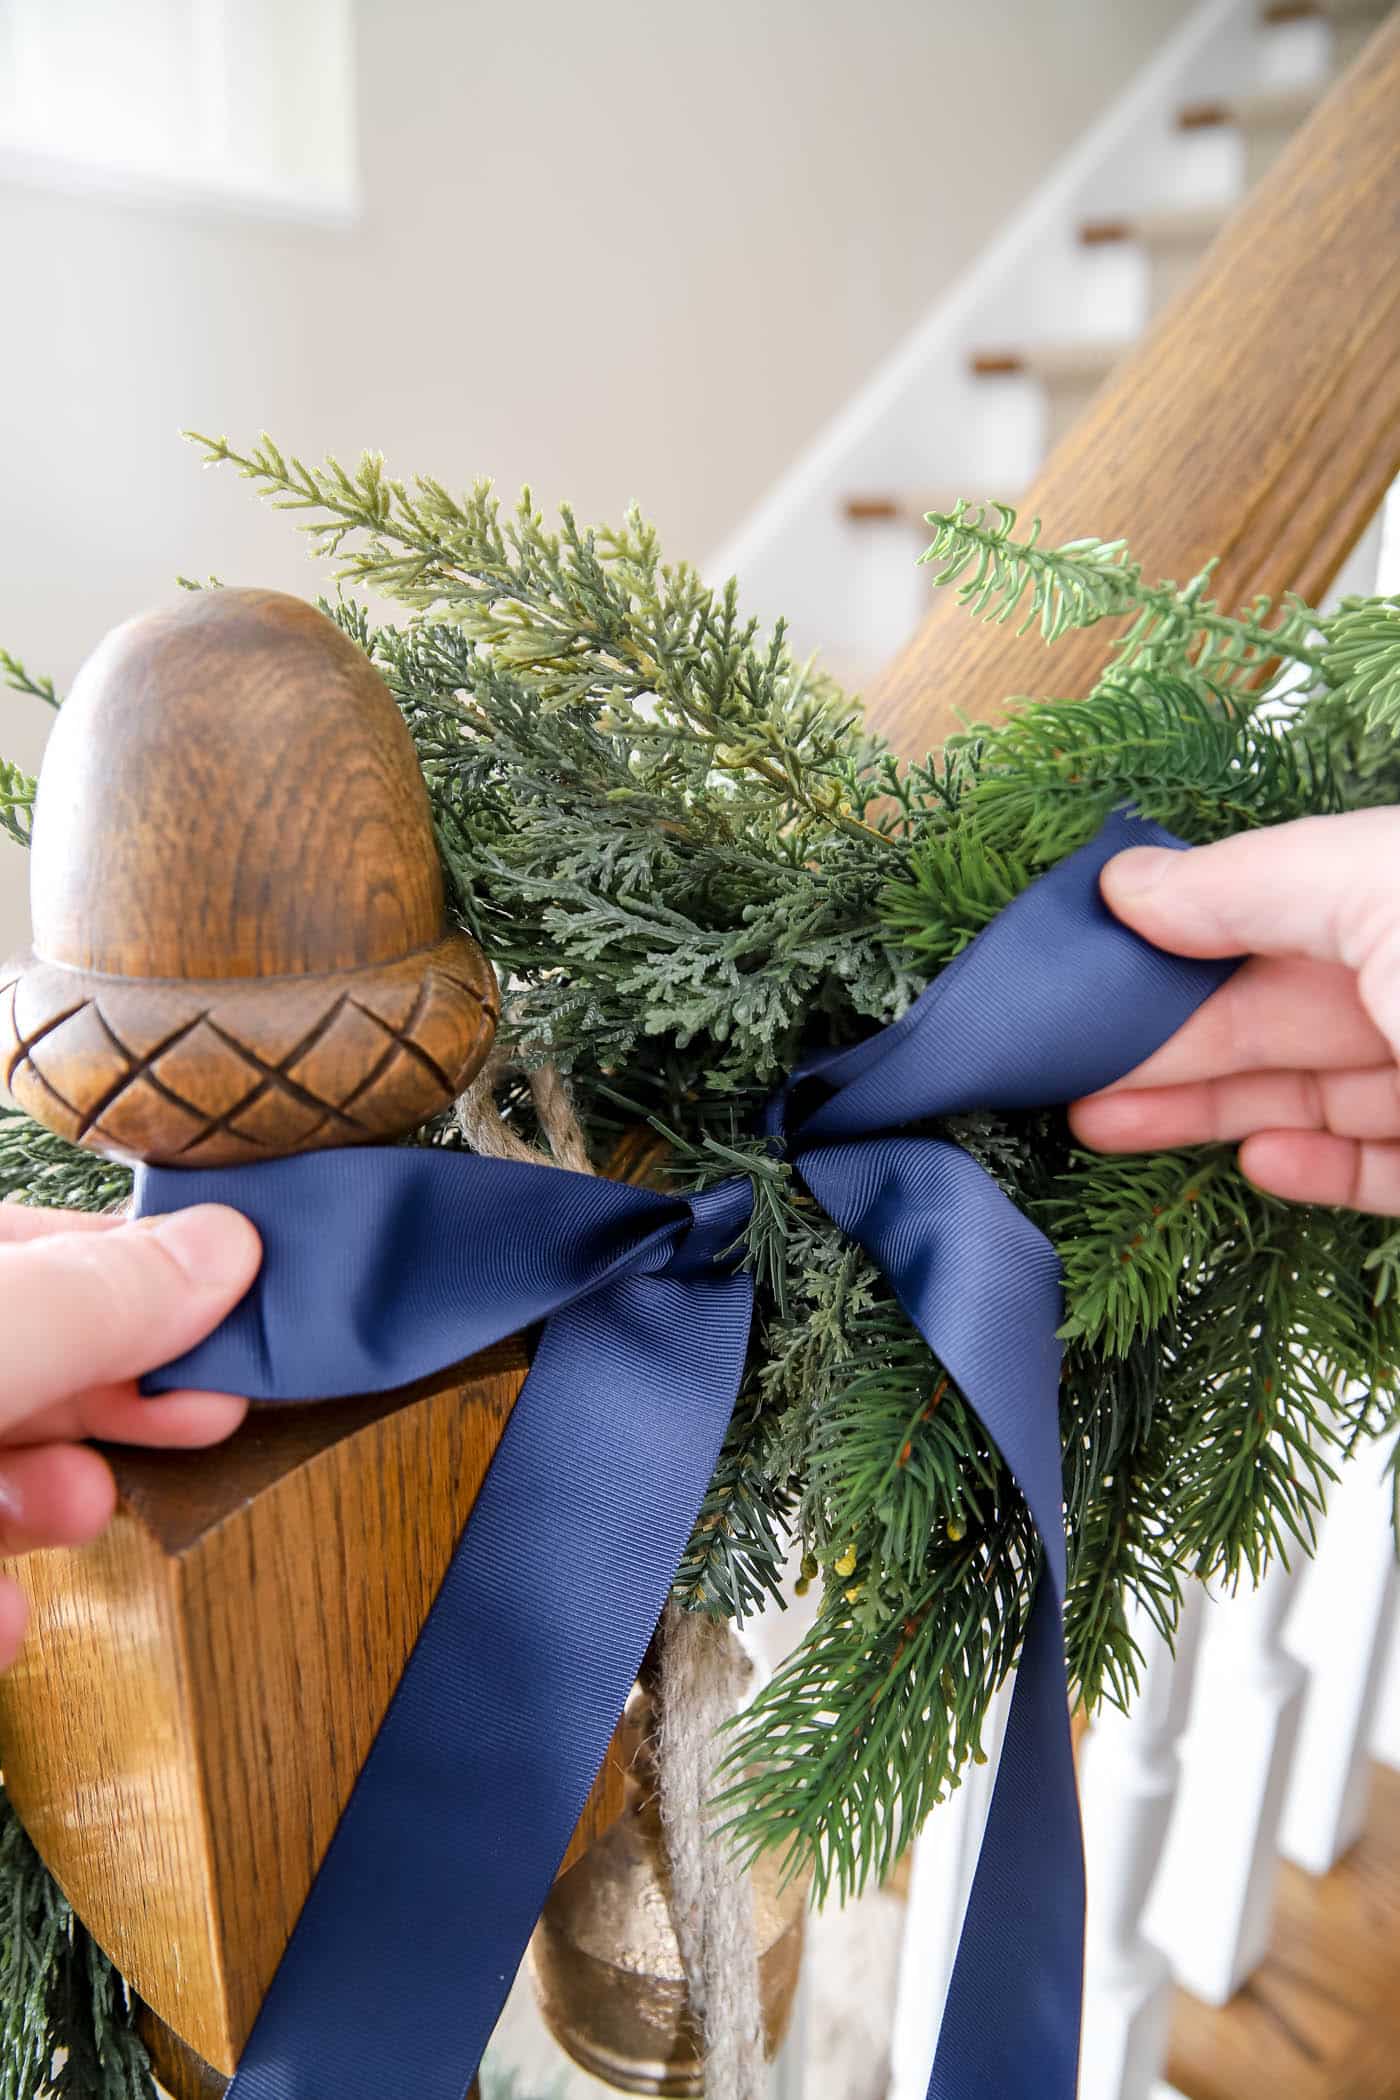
[1087,957,1388,1094]
[74,1386,249,1448]
[1240,1131,1400,1216]
[0,1203,123,1242]
[1069,1094,1400,1215]
[6,1384,250,1449]
[1103,809,1400,1022]
[1083,815,1400,1219]
[0,1442,115,1553]
[1071,1062,1400,1153]
[0,1205,260,1436]
[0,1205,257,1674]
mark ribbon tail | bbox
[927,1586,1084,2099]
[799,1135,1082,2100]
[224,1198,754,2100]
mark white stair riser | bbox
[1374,1630,1400,1771]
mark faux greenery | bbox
[3,448,1400,2084]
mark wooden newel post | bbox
[0,591,626,2091]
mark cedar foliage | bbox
[0,1789,154,2100]
[2,459,1399,1976]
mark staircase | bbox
[709,0,1397,691]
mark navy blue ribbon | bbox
[137,809,1235,2100]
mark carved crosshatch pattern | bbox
[0,941,497,1166]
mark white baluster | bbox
[886,1678,1013,2100]
[1280,1432,1399,1873]
[1373,1617,1400,1773]
[770,1935,810,2100]
[1146,1553,1307,2005]
[1078,1583,1206,2100]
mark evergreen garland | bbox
[3,452,1400,2078]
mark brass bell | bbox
[529,1664,808,2095]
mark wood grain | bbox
[1167,1760,1400,2100]
[133,2008,234,2100]
[866,14,1400,756]
[0,937,496,1166]
[0,1344,627,2075]
[33,589,446,981]
[0,588,498,1163]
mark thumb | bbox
[0,1206,261,1435]
[1103,809,1400,965]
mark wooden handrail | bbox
[867,12,1400,757]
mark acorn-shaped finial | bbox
[0,589,497,1166]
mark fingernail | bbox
[146,1205,258,1289]
[1105,846,1176,900]
[0,1468,22,1521]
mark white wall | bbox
[0,0,1192,954]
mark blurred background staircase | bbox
[710,0,1398,695]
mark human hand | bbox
[1069,808,1400,1215]
[0,1201,260,1666]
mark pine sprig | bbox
[0,650,60,711]
[719,1504,1036,1903]
[671,1383,794,1622]
[1061,1334,1180,1711]
[797,1324,1000,1589]
[0,760,37,851]
[0,1111,132,1213]
[0,643,56,849]
[1047,1150,1247,1357]
[882,678,1335,972]
[190,432,893,851]
[921,501,1143,640]
[1318,592,1400,732]
[920,500,1321,686]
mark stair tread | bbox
[1080,203,1231,249]
[843,491,1021,527]
[969,340,1128,383]
[1167,1762,1400,2100]
[1262,1,1393,24]
[1178,83,1322,130]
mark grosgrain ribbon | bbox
[138,809,1236,2100]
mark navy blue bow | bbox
[139,808,1236,2100]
